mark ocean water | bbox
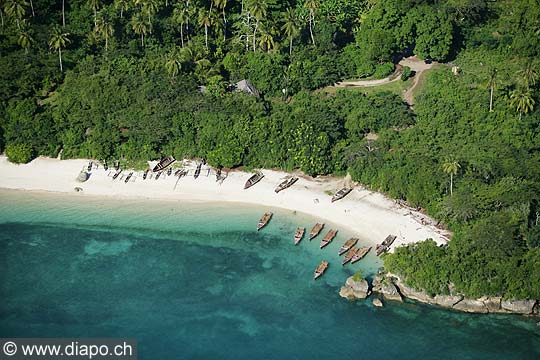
[0,189,538,359]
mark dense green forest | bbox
[1,0,539,299]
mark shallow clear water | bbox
[0,190,539,359]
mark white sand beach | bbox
[0,155,450,250]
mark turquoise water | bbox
[0,189,539,359]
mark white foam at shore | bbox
[0,155,451,250]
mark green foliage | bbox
[352,270,364,281]
[401,66,413,81]
[5,143,34,164]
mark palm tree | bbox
[247,0,267,52]
[4,0,28,29]
[172,2,188,47]
[258,26,274,52]
[213,0,227,41]
[486,67,497,112]
[88,0,100,26]
[165,51,181,79]
[442,160,460,196]
[517,61,540,89]
[49,26,70,72]
[509,88,535,120]
[95,16,113,51]
[304,0,318,45]
[281,8,300,55]
[114,0,130,18]
[131,13,149,46]
[28,0,33,17]
[18,24,33,53]
[1,0,5,27]
[141,0,160,29]
[198,8,212,50]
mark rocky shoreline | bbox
[340,273,540,317]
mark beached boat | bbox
[320,229,338,249]
[351,246,371,264]
[112,169,122,180]
[194,163,202,179]
[294,227,305,245]
[114,161,120,170]
[257,212,273,231]
[124,172,133,183]
[376,235,397,256]
[309,223,325,240]
[338,238,359,256]
[87,161,93,172]
[155,171,162,180]
[167,167,173,176]
[314,261,329,280]
[274,177,298,193]
[342,247,358,265]
[331,188,352,202]
[244,172,264,189]
[153,156,175,173]
[103,160,108,171]
[143,169,149,180]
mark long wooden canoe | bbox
[257,212,273,231]
[309,223,325,240]
[331,188,352,202]
[153,156,175,173]
[275,177,298,193]
[342,247,358,265]
[351,246,371,263]
[245,172,264,189]
[320,229,338,249]
[314,261,329,280]
[194,163,202,179]
[294,227,305,245]
[338,238,359,256]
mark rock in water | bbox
[373,298,383,307]
[339,276,370,300]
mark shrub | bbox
[5,143,34,164]
[401,66,414,81]
[373,62,395,79]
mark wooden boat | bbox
[257,212,273,231]
[153,156,175,173]
[103,160,108,171]
[342,247,358,265]
[351,246,371,264]
[87,161,93,172]
[338,238,359,256]
[155,171,162,180]
[167,167,173,176]
[114,161,120,170]
[244,172,264,189]
[112,169,122,180]
[314,261,329,280]
[124,171,133,183]
[309,223,325,240]
[320,229,338,249]
[194,163,202,179]
[274,177,298,193]
[331,188,352,202]
[376,235,397,256]
[143,169,149,180]
[294,227,305,245]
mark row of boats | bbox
[244,171,353,202]
[256,213,373,280]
